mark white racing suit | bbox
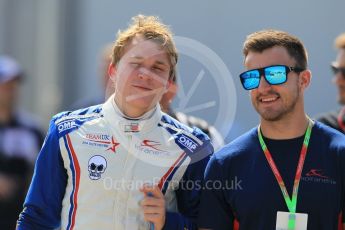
[17,95,213,230]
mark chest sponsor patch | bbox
[301,169,336,185]
[135,139,170,156]
[82,134,120,153]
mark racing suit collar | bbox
[102,94,162,133]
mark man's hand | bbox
[140,184,166,230]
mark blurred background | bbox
[1,0,344,141]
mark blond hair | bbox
[111,15,178,80]
[335,33,345,49]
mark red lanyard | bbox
[257,119,313,214]
[337,107,345,132]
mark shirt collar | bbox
[101,93,162,133]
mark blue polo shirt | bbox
[198,121,345,230]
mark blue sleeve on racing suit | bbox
[163,128,214,230]
[17,119,67,229]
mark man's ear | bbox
[164,78,179,95]
[108,63,117,81]
[164,79,172,93]
[299,69,312,90]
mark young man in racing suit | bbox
[17,15,213,230]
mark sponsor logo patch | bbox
[124,123,140,132]
[135,139,170,156]
[301,169,336,185]
[82,134,120,153]
[57,120,77,133]
[177,135,198,153]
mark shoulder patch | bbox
[159,114,209,156]
[53,106,103,136]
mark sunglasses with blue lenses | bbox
[239,65,305,90]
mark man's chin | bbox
[261,114,283,122]
[130,100,158,111]
[257,109,283,122]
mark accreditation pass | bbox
[276,211,308,230]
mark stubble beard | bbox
[253,88,300,122]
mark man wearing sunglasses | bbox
[198,30,345,230]
[317,33,345,134]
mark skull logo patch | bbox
[88,155,107,180]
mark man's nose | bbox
[138,67,152,80]
[257,75,271,91]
